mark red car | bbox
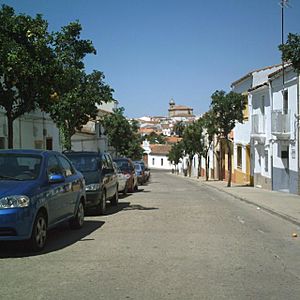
[113,158,138,192]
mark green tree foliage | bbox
[143,131,166,144]
[210,90,246,187]
[0,5,56,148]
[43,22,113,150]
[167,141,184,173]
[101,108,144,159]
[201,111,218,181]
[182,120,205,177]
[173,121,185,137]
[279,33,300,72]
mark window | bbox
[237,146,242,169]
[161,158,164,166]
[58,155,75,177]
[264,150,268,172]
[281,149,289,159]
[283,90,288,115]
[152,158,155,165]
[0,137,5,149]
[105,154,114,169]
[47,156,62,176]
[46,137,53,150]
[261,95,265,115]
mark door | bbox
[57,155,80,216]
[246,145,251,184]
[46,155,67,225]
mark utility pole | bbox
[280,0,289,87]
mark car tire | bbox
[128,178,134,193]
[95,191,106,215]
[123,182,128,196]
[111,185,119,206]
[70,200,85,229]
[29,211,47,252]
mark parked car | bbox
[0,149,86,251]
[144,166,151,181]
[64,151,118,215]
[113,162,129,195]
[134,162,146,185]
[113,158,138,192]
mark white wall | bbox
[148,154,172,170]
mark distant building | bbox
[168,98,194,119]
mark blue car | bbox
[0,149,86,251]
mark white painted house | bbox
[268,65,299,194]
[231,64,281,185]
[0,109,61,150]
[142,140,172,170]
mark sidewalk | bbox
[173,173,300,226]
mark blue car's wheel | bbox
[70,200,85,229]
[29,211,47,252]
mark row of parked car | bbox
[0,149,150,252]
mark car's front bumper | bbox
[85,191,102,208]
[0,208,34,241]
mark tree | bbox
[279,33,300,72]
[181,120,205,177]
[41,21,114,150]
[47,70,113,150]
[201,111,218,181]
[0,5,56,148]
[143,132,165,144]
[173,121,185,137]
[167,141,184,173]
[101,107,143,159]
[210,90,246,187]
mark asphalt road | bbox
[1,170,300,300]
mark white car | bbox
[114,163,129,195]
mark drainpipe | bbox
[268,80,274,191]
[298,73,300,194]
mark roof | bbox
[165,136,182,144]
[231,64,282,87]
[150,144,172,155]
[268,63,293,80]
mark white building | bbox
[231,64,281,185]
[142,141,172,170]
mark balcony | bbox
[271,110,290,139]
[251,114,266,143]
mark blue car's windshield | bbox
[0,154,42,180]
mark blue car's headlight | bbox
[0,195,30,209]
[85,183,100,191]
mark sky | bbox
[1,0,300,118]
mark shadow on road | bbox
[0,220,104,258]
[102,202,158,215]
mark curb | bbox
[169,173,300,227]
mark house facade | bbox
[0,109,61,151]
[231,65,281,186]
[269,66,299,194]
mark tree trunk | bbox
[7,113,14,149]
[205,151,209,181]
[226,139,232,187]
[219,140,222,180]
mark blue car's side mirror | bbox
[49,174,65,183]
